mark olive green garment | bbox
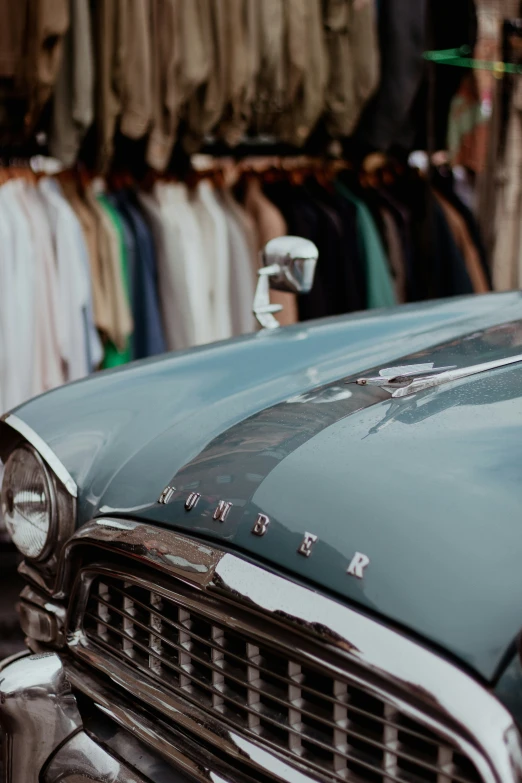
[272,0,307,141]
[232,0,262,140]
[120,0,152,141]
[278,0,328,146]
[250,0,285,134]
[323,0,380,138]
[146,0,184,171]
[49,0,94,166]
[217,0,251,146]
[90,0,126,172]
[183,0,228,153]
[335,181,397,309]
[96,195,132,368]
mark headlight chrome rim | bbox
[1,444,57,561]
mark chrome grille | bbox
[80,573,482,783]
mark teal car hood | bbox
[6,291,522,682]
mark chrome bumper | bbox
[0,652,146,783]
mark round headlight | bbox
[0,446,55,560]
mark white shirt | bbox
[0,181,36,411]
[15,183,65,396]
[219,192,257,335]
[38,177,94,381]
[192,180,233,341]
[161,183,213,346]
[138,190,194,351]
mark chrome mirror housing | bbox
[253,236,319,329]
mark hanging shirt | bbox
[119,0,152,141]
[114,190,167,359]
[0,184,35,412]
[492,79,522,292]
[219,191,257,335]
[49,0,94,166]
[90,0,126,171]
[0,182,36,410]
[96,194,133,367]
[138,189,195,351]
[15,183,65,395]
[323,0,380,138]
[279,0,328,145]
[159,182,213,346]
[39,177,102,379]
[336,181,397,309]
[355,0,427,151]
[60,176,112,337]
[434,193,489,294]
[184,0,229,153]
[0,0,69,143]
[0,207,9,413]
[191,180,233,341]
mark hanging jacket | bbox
[323,0,380,138]
[0,0,69,143]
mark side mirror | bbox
[253,236,319,329]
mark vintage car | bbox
[2,237,522,783]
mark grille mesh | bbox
[80,574,482,783]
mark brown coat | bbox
[435,192,489,294]
[0,0,69,139]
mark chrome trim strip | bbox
[58,517,223,596]
[62,518,522,783]
[1,414,77,497]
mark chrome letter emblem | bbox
[185,492,201,511]
[347,552,370,579]
[252,513,270,536]
[158,485,176,504]
[213,500,232,522]
[298,532,318,557]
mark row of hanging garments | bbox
[0,154,490,414]
[0,164,257,413]
[1,0,501,172]
[258,155,491,319]
[0,0,381,169]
